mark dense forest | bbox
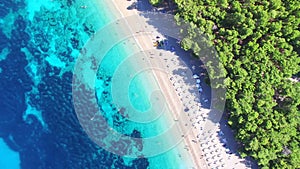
[150,0,300,168]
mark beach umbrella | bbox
[198,88,203,92]
[196,79,201,83]
[193,74,199,78]
[175,88,182,92]
[196,84,200,88]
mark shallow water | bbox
[0,138,20,169]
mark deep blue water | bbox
[0,0,149,168]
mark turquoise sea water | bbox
[0,0,187,168]
[0,138,20,169]
[81,1,187,167]
[93,37,183,167]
